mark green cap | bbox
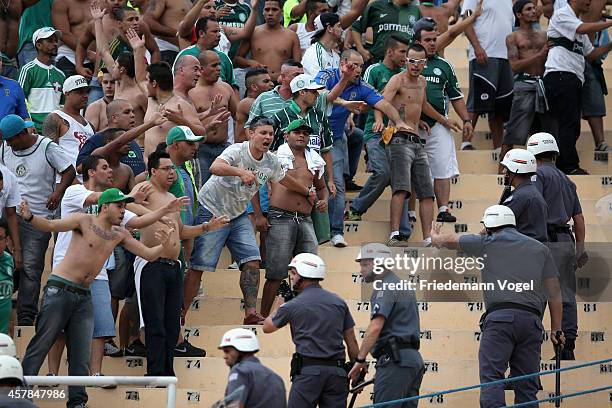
[166,126,205,145]
[285,119,313,134]
[98,188,135,207]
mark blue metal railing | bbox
[358,358,612,407]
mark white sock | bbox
[390,231,400,239]
[423,237,432,246]
[439,206,448,213]
[408,211,416,218]
[461,142,472,149]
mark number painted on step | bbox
[584,303,598,312]
[467,302,483,312]
[601,176,612,186]
[474,331,481,341]
[345,222,359,232]
[420,330,432,340]
[240,299,245,311]
[352,273,364,283]
[463,276,478,284]
[424,361,439,373]
[497,176,504,185]
[357,301,370,311]
[541,362,557,371]
[594,151,608,162]
[449,200,463,209]
[186,359,202,369]
[125,391,140,401]
[491,152,499,161]
[190,299,200,311]
[403,248,419,258]
[577,278,590,289]
[125,358,144,368]
[408,274,421,284]
[418,302,429,311]
[450,177,459,185]
[455,224,468,233]
[183,327,200,341]
[429,394,444,404]
[187,392,200,402]
[600,363,612,373]
[591,332,605,342]
[359,329,366,339]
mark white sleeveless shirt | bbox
[52,110,94,182]
[296,23,317,56]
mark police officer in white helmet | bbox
[348,243,424,408]
[0,355,36,407]
[527,132,587,359]
[499,148,548,242]
[263,253,359,407]
[219,328,286,408]
[0,334,16,357]
[431,206,564,406]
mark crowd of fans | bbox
[0,0,605,406]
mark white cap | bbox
[290,74,325,93]
[355,243,393,263]
[500,149,537,174]
[63,75,89,94]
[288,253,326,279]
[0,334,16,357]
[481,205,516,228]
[0,355,24,384]
[527,132,559,156]
[32,27,61,46]
[218,328,259,352]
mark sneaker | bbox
[104,339,121,357]
[331,234,347,248]
[345,209,362,221]
[174,340,206,358]
[596,142,609,151]
[345,180,363,191]
[461,142,475,150]
[387,235,410,247]
[18,318,34,326]
[422,237,432,247]
[436,210,457,223]
[228,261,239,269]
[568,167,589,175]
[91,373,117,389]
[243,312,266,325]
[124,339,147,357]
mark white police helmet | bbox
[526,132,559,156]
[0,355,24,384]
[481,205,516,228]
[0,334,16,357]
[355,243,393,263]
[218,328,259,353]
[500,149,537,174]
[288,253,326,279]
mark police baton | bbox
[348,377,375,408]
[554,331,563,408]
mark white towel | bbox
[134,256,148,329]
[276,144,326,179]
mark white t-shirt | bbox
[0,163,21,214]
[53,184,136,280]
[198,142,286,219]
[302,42,341,77]
[554,0,568,11]
[462,0,514,60]
[545,4,594,83]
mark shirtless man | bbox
[418,0,461,35]
[0,0,23,79]
[96,129,137,192]
[260,119,328,316]
[133,149,228,376]
[189,50,238,147]
[235,0,301,82]
[379,43,440,246]
[19,189,173,408]
[85,69,116,131]
[143,0,192,64]
[52,0,95,77]
[501,0,553,168]
[235,68,274,142]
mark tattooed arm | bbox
[42,113,67,142]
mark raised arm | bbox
[223,0,259,42]
[437,0,482,51]
[178,0,206,39]
[75,22,96,79]
[339,0,368,29]
[126,28,149,91]
[576,19,612,35]
[143,0,176,38]
[180,214,230,239]
[120,227,175,261]
[91,3,117,71]
[19,200,83,233]
[141,21,162,62]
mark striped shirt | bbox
[302,42,340,77]
[245,86,291,127]
[271,93,332,153]
[18,59,65,133]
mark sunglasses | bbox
[407,58,427,65]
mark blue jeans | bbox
[196,142,231,188]
[329,136,347,236]
[22,283,94,407]
[190,207,260,271]
[17,43,36,69]
[16,218,51,324]
[87,76,104,106]
[346,127,364,181]
[349,137,411,236]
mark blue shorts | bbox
[246,184,269,214]
[91,279,116,338]
[190,206,260,272]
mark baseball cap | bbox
[0,115,35,140]
[290,74,325,93]
[166,126,205,145]
[32,27,61,46]
[413,17,437,37]
[63,75,89,93]
[98,188,135,207]
[314,13,340,33]
[286,119,313,134]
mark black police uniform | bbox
[460,228,559,406]
[370,271,424,408]
[272,283,355,407]
[534,161,582,352]
[224,355,287,408]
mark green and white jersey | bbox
[215,0,251,59]
[173,45,237,88]
[301,42,340,77]
[0,251,13,301]
[363,62,402,141]
[421,54,463,127]
[18,59,66,133]
[351,0,421,62]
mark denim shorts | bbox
[265,207,317,280]
[91,279,116,338]
[190,206,260,271]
